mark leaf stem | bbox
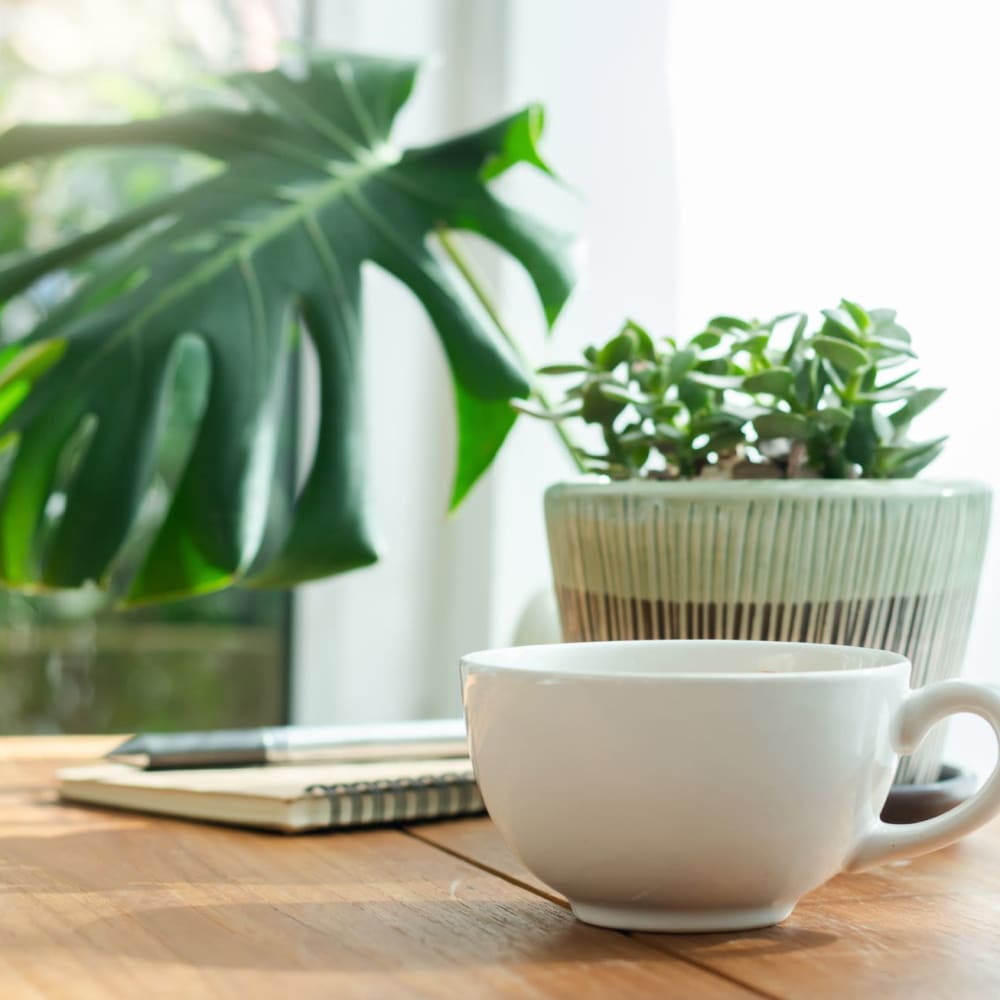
[436,228,586,474]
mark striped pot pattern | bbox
[545,479,992,785]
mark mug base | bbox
[569,900,795,934]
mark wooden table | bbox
[2,737,999,999]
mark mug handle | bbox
[846,680,1000,872]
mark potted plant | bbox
[519,303,991,787]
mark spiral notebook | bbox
[57,758,484,833]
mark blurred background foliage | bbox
[0,0,301,733]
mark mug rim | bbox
[460,639,910,682]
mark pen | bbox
[107,718,469,770]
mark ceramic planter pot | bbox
[545,479,992,785]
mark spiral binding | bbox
[305,772,484,827]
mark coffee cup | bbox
[460,640,1000,932]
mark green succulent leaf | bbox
[0,54,576,601]
[877,368,918,391]
[706,315,753,332]
[653,422,685,442]
[813,406,853,429]
[820,308,864,342]
[867,307,898,327]
[888,387,946,429]
[665,348,698,386]
[781,313,809,367]
[878,437,948,478]
[686,371,745,390]
[622,319,656,360]
[689,330,722,350]
[742,367,794,397]
[857,386,917,404]
[844,407,883,469]
[867,335,916,357]
[871,408,895,443]
[695,428,745,456]
[652,401,683,422]
[581,382,624,423]
[753,411,810,441]
[839,298,870,333]
[596,382,654,407]
[596,330,636,370]
[812,335,870,372]
[734,332,771,356]
[869,309,911,346]
[536,363,593,375]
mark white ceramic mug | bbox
[460,640,1000,933]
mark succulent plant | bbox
[516,300,946,481]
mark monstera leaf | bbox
[0,54,575,603]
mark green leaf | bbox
[652,401,682,422]
[871,408,894,444]
[678,376,710,414]
[876,368,917,391]
[742,367,794,397]
[867,308,897,327]
[781,314,809,367]
[581,382,624,423]
[509,398,581,420]
[665,348,697,386]
[820,358,846,395]
[867,335,916,358]
[812,335,870,372]
[597,330,635,370]
[839,299,870,332]
[869,309,911,345]
[536,363,592,375]
[686,371,745,390]
[820,308,864,342]
[690,411,746,435]
[734,333,770,356]
[0,190,187,301]
[596,382,653,407]
[0,185,28,256]
[707,315,752,332]
[0,339,67,393]
[888,387,945,429]
[857,386,915,404]
[622,319,656,360]
[694,428,745,456]
[689,330,722,350]
[653,422,685,442]
[879,437,947,478]
[0,54,576,600]
[845,408,880,472]
[813,406,852,428]
[752,411,810,441]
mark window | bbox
[0,0,301,732]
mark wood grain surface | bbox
[4,737,999,999]
[418,814,1000,1000]
[0,738,753,1000]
